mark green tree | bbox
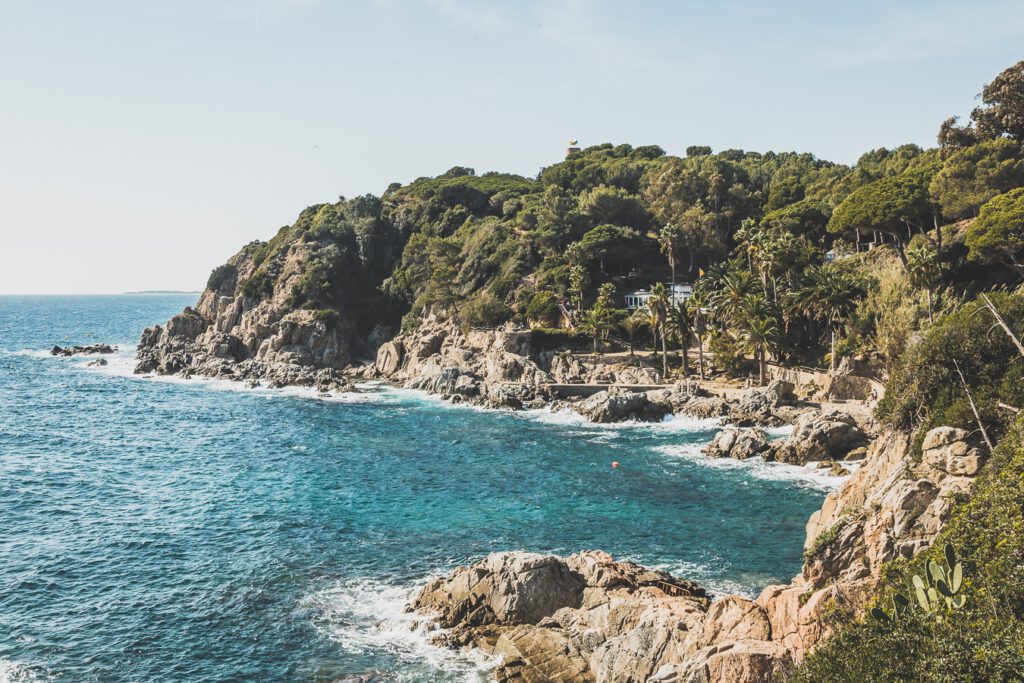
[789,264,866,371]
[971,59,1024,141]
[907,241,943,323]
[736,297,779,385]
[658,224,682,284]
[710,267,759,326]
[929,138,1024,220]
[666,301,693,376]
[619,310,648,357]
[687,288,711,380]
[828,168,937,267]
[649,282,671,377]
[568,263,588,314]
[965,188,1024,277]
[578,282,621,353]
[577,183,648,229]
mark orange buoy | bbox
[611,461,620,468]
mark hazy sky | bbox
[2,0,1023,294]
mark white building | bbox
[624,283,693,310]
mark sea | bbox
[0,295,841,682]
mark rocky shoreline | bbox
[132,304,873,472]
[406,423,986,683]
[132,297,988,682]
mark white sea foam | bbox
[764,424,795,439]
[0,659,43,683]
[509,406,722,435]
[305,577,497,682]
[63,347,396,405]
[655,443,849,492]
[645,559,769,598]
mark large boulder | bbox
[413,552,586,629]
[573,389,669,423]
[375,340,404,375]
[769,410,867,465]
[730,380,796,425]
[412,551,712,683]
[703,427,769,460]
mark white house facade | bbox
[624,283,693,310]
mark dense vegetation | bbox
[220,61,1024,387]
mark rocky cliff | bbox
[409,425,986,682]
[134,202,400,390]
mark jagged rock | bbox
[729,380,796,425]
[679,396,731,419]
[413,552,717,683]
[413,552,587,629]
[768,410,866,465]
[86,358,108,367]
[703,427,769,460]
[549,353,587,384]
[921,426,985,477]
[573,389,669,423]
[51,344,116,356]
[493,625,591,682]
[670,639,792,683]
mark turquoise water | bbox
[0,295,836,682]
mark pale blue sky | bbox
[1,0,1022,294]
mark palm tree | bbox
[789,264,865,372]
[687,288,711,380]
[649,282,671,378]
[658,224,680,285]
[738,313,779,386]
[619,311,648,357]
[907,242,942,324]
[711,268,758,327]
[666,301,693,376]
[579,283,619,353]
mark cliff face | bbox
[135,202,399,389]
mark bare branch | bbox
[953,359,994,452]
[981,293,1024,358]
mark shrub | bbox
[709,332,747,377]
[459,293,513,329]
[803,518,847,562]
[525,291,561,327]
[239,273,275,301]
[206,263,237,293]
[876,291,1024,442]
[530,328,591,352]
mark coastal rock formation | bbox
[703,426,769,460]
[415,425,987,681]
[727,380,796,426]
[768,410,868,465]
[412,551,802,683]
[51,344,116,356]
[132,214,373,391]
